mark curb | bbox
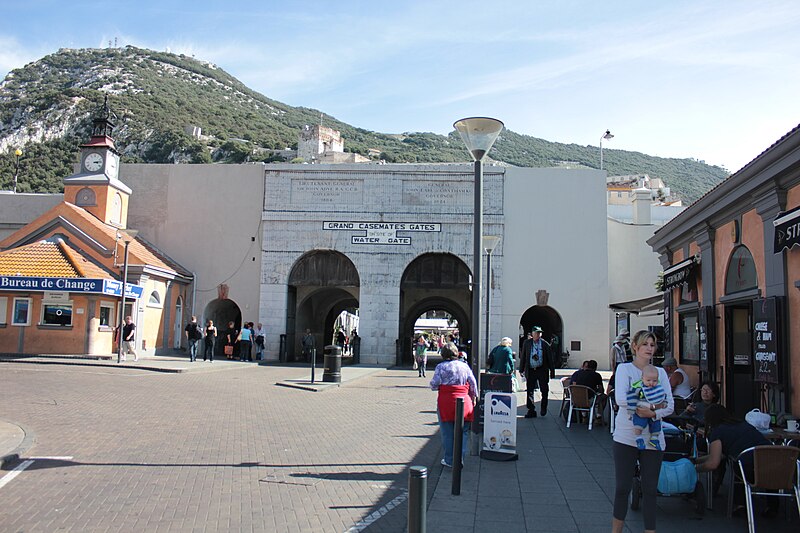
[0,359,187,373]
[0,419,34,469]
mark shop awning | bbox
[774,205,800,253]
[609,294,664,315]
[663,256,698,290]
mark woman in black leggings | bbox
[611,330,674,533]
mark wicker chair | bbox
[565,384,598,430]
[736,445,800,533]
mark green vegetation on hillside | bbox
[0,46,728,201]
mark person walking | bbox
[203,319,217,361]
[487,337,515,375]
[225,321,238,360]
[612,330,674,533]
[610,333,629,369]
[239,322,253,361]
[184,315,202,362]
[119,315,138,362]
[429,342,478,468]
[519,326,556,417]
[302,329,315,362]
[254,322,266,360]
[415,334,429,377]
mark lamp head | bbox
[602,130,614,140]
[14,148,22,157]
[453,117,504,161]
[482,235,501,254]
[119,228,139,243]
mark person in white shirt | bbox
[612,331,674,533]
[662,357,692,398]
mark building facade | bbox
[648,124,800,417]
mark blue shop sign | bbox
[0,276,142,299]
[101,279,144,299]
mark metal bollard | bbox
[408,466,427,533]
[452,397,464,495]
[310,348,317,384]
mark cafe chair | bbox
[559,377,571,420]
[565,384,597,430]
[736,445,800,533]
[607,389,619,434]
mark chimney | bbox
[632,187,651,225]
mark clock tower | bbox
[63,95,132,228]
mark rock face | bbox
[0,46,728,200]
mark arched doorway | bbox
[203,298,242,356]
[287,250,360,362]
[399,253,471,366]
[519,305,564,363]
[173,296,183,349]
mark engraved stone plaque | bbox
[291,179,363,204]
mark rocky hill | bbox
[0,46,728,201]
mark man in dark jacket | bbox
[519,326,556,417]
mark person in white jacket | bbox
[611,331,674,533]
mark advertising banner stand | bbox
[480,391,519,461]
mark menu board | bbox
[753,297,779,384]
[698,306,715,373]
[662,292,672,357]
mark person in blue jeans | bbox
[184,316,202,362]
[429,343,477,467]
[239,322,253,361]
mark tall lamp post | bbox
[117,229,139,363]
[482,235,501,361]
[454,117,504,454]
[599,130,613,170]
[12,148,22,193]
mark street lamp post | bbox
[12,148,22,193]
[482,235,501,361]
[117,229,139,363]
[599,130,614,170]
[454,117,504,454]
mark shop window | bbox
[99,302,115,327]
[42,303,72,327]
[679,312,699,364]
[0,296,7,325]
[725,245,758,294]
[12,298,31,326]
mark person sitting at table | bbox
[570,359,606,423]
[679,382,720,424]
[694,404,778,515]
[661,357,692,398]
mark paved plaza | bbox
[1,361,798,532]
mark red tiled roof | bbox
[0,239,115,279]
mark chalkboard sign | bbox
[698,306,715,373]
[662,292,672,357]
[753,297,779,384]
[477,373,512,432]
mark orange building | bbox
[0,100,192,357]
[649,124,800,419]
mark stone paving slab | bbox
[0,419,28,467]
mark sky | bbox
[2,0,800,173]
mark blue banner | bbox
[0,276,142,299]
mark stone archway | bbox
[519,305,564,363]
[203,298,242,356]
[399,253,471,366]
[287,250,360,361]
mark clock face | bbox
[107,155,118,176]
[84,153,104,172]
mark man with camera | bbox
[520,326,556,418]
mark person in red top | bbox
[430,342,478,467]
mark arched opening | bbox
[399,253,471,366]
[287,250,360,362]
[519,305,564,364]
[203,298,242,357]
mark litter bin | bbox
[323,345,342,383]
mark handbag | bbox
[511,375,521,393]
[745,408,771,431]
[224,345,234,356]
[657,458,697,495]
